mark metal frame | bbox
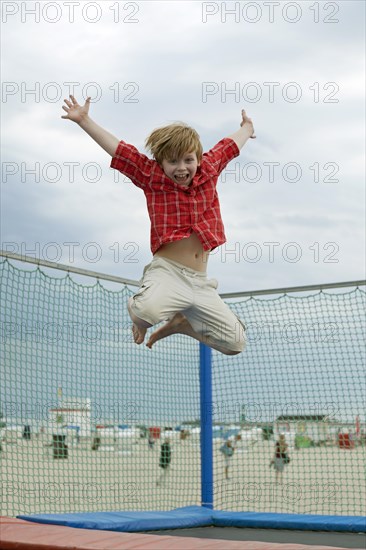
[0,251,140,287]
[221,280,366,299]
[1,250,364,297]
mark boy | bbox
[61,95,255,355]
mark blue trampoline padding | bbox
[18,506,366,533]
[212,511,366,533]
[17,505,213,532]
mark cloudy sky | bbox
[1,0,365,294]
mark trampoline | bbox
[1,256,365,550]
[1,506,364,549]
[1,515,365,549]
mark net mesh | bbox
[1,258,365,518]
[213,290,366,516]
[0,259,200,516]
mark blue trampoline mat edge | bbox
[18,505,366,533]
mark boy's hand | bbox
[240,109,256,139]
[61,96,119,156]
[61,95,91,124]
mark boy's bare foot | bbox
[146,313,192,348]
[132,323,147,344]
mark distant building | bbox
[275,415,330,444]
[49,397,91,437]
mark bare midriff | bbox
[154,232,210,272]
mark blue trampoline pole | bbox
[199,342,213,509]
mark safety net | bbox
[1,258,365,520]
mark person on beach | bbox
[148,433,156,450]
[220,438,236,480]
[156,437,172,486]
[61,95,255,354]
[270,433,290,484]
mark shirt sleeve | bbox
[110,140,154,189]
[202,137,240,176]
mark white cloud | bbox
[1,0,365,293]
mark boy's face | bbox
[161,152,200,187]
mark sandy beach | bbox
[1,434,365,518]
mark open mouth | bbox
[174,174,190,183]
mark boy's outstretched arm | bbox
[61,95,119,157]
[227,109,256,151]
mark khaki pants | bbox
[129,256,246,353]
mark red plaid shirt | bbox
[110,137,239,254]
